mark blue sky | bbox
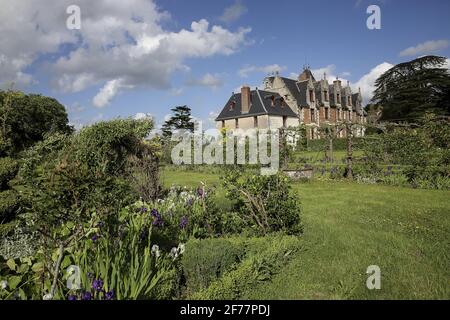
[1,0,449,129]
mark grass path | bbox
[161,169,450,299]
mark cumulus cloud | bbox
[134,112,153,120]
[352,62,393,103]
[399,40,449,57]
[0,0,251,106]
[238,64,286,78]
[93,79,128,108]
[185,73,224,88]
[219,1,248,24]
[309,62,393,104]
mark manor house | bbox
[215,67,367,139]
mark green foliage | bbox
[70,205,180,300]
[372,55,450,121]
[19,119,156,239]
[162,105,194,138]
[0,157,18,190]
[222,169,303,235]
[307,137,363,152]
[360,114,450,189]
[0,90,72,156]
[0,255,44,300]
[181,238,245,295]
[0,190,21,223]
[190,235,301,300]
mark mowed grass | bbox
[161,168,450,299]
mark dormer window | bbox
[229,101,236,111]
[271,95,275,107]
[280,98,285,108]
[324,90,328,102]
[337,93,340,104]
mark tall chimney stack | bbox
[241,85,251,114]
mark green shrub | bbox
[181,238,245,295]
[0,190,21,222]
[222,169,303,235]
[191,235,301,300]
[0,157,19,190]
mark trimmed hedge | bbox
[181,238,245,295]
[187,235,302,300]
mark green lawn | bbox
[161,169,450,299]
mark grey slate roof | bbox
[279,77,308,106]
[215,89,297,121]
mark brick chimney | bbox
[241,85,251,114]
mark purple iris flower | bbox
[82,292,92,300]
[104,290,115,300]
[180,216,188,229]
[68,295,77,301]
[92,279,103,292]
[91,234,99,242]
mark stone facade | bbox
[215,68,367,139]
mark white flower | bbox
[43,293,53,300]
[177,243,185,255]
[169,247,179,259]
[0,280,8,289]
[151,244,160,258]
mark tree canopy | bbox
[0,90,72,156]
[161,105,195,138]
[371,55,450,121]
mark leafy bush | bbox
[360,114,450,189]
[68,205,181,300]
[190,235,301,300]
[222,169,303,235]
[0,157,18,190]
[0,255,44,300]
[181,238,245,295]
[0,190,21,223]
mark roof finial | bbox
[324,72,327,80]
[347,80,350,87]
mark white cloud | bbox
[399,40,449,57]
[219,1,248,24]
[169,88,184,96]
[238,64,286,78]
[185,73,224,88]
[134,112,153,120]
[444,58,450,70]
[93,79,128,108]
[309,62,393,104]
[0,0,251,106]
[352,62,393,104]
[233,84,257,93]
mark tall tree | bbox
[372,55,450,121]
[162,105,194,138]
